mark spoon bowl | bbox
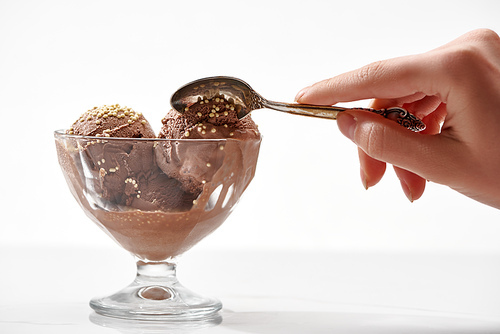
[170,76,426,132]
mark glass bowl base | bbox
[89,281,222,321]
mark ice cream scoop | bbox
[67,104,156,138]
[170,76,426,132]
[156,95,260,197]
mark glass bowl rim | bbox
[53,129,261,143]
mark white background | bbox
[1,0,499,254]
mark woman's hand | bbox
[296,29,500,209]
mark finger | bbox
[393,166,426,202]
[401,95,442,120]
[419,103,447,135]
[358,148,386,189]
[336,109,465,185]
[296,53,449,106]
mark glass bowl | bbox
[54,130,261,320]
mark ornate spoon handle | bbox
[259,99,426,132]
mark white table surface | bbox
[2,245,500,333]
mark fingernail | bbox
[294,87,310,102]
[360,167,369,190]
[400,179,414,203]
[337,112,356,142]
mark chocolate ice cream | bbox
[56,101,261,261]
[65,104,190,211]
[156,94,260,196]
[68,104,156,138]
[158,94,259,140]
[80,139,196,212]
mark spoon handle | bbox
[261,100,426,132]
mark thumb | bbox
[336,110,464,184]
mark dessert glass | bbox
[54,130,261,320]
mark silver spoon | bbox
[170,76,426,132]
